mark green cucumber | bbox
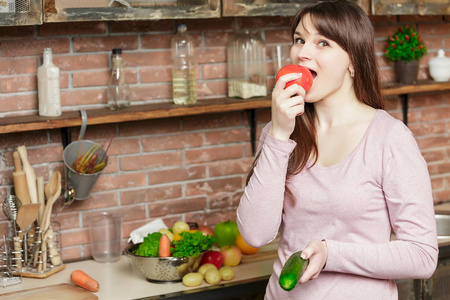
[279,251,309,291]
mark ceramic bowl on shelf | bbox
[125,243,203,282]
[428,49,450,82]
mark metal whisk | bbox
[2,195,22,236]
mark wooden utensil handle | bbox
[13,151,23,172]
[17,145,38,204]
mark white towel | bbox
[128,218,168,244]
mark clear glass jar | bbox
[227,30,267,99]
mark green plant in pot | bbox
[384,25,427,85]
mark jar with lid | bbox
[227,30,267,99]
[428,49,450,82]
[107,48,131,110]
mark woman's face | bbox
[290,14,353,103]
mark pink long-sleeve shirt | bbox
[237,110,438,300]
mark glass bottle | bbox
[38,48,61,117]
[171,24,197,105]
[107,48,131,110]
[227,30,267,99]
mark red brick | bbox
[423,36,446,51]
[409,93,445,108]
[61,228,89,248]
[196,47,226,64]
[0,38,70,57]
[148,166,206,185]
[0,57,38,75]
[121,152,181,171]
[182,111,242,131]
[73,35,139,53]
[417,135,449,150]
[0,93,37,113]
[185,176,242,196]
[418,23,450,37]
[39,22,107,36]
[109,20,173,33]
[61,89,106,106]
[63,192,119,211]
[118,118,181,137]
[430,177,444,190]
[54,54,108,71]
[83,205,146,224]
[434,189,450,204]
[418,106,450,122]
[428,162,450,176]
[185,144,243,164]
[202,63,227,80]
[197,81,227,98]
[204,128,249,145]
[409,121,446,136]
[53,212,81,231]
[72,69,137,87]
[0,26,35,39]
[108,138,140,156]
[204,32,234,48]
[209,158,252,177]
[61,247,82,261]
[422,149,446,163]
[445,37,450,48]
[0,75,36,93]
[373,24,400,39]
[399,15,443,23]
[121,185,183,205]
[369,15,397,25]
[140,66,172,83]
[142,132,203,151]
[94,172,147,192]
[150,197,207,217]
[209,191,242,210]
[123,51,172,67]
[129,84,172,101]
[265,30,292,44]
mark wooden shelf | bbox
[0,97,271,135]
[1,80,449,136]
[381,80,450,96]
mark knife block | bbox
[7,222,65,278]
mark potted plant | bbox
[384,25,427,84]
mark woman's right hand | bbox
[269,73,307,141]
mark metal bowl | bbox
[125,243,203,282]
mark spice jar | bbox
[227,30,267,99]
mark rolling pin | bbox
[12,151,31,205]
[17,146,38,204]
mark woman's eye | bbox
[318,40,330,47]
[294,38,305,45]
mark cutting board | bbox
[241,236,279,264]
[0,283,98,300]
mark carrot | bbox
[159,234,171,257]
[71,270,100,293]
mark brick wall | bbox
[0,14,449,261]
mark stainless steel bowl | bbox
[436,214,450,240]
[125,243,203,282]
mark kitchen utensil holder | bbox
[7,222,64,277]
[0,235,22,287]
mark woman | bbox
[236,0,438,299]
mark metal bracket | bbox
[247,109,257,156]
[401,94,408,126]
[60,110,88,149]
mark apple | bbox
[200,250,224,269]
[220,245,242,267]
[197,225,214,236]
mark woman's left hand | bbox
[299,240,328,283]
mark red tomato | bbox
[275,65,313,92]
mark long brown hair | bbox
[246,0,384,196]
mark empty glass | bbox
[271,44,291,75]
[89,212,123,263]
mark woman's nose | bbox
[296,44,312,61]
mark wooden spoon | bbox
[16,203,41,237]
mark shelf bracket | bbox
[247,109,257,156]
[60,110,88,149]
[401,94,408,126]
